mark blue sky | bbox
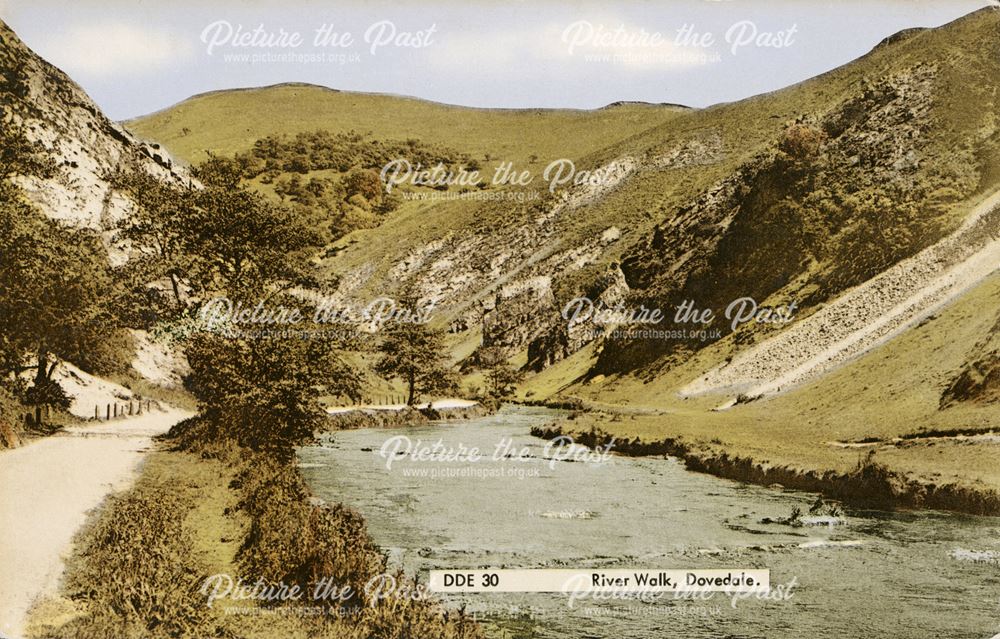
[1,1,992,121]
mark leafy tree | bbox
[111,170,198,307]
[343,168,383,204]
[0,181,124,424]
[375,321,458,406]
[274,174,303,202]
[479,347,524,399]
[186,186,324,301]
[184,317,361,459]
[174,168,352,455]
[191,153,246,189]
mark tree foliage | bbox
[164,159,353,455]
[375,321,458,406]
[0,180,126,421]
[478,347,524,399]
[184,315,362,459]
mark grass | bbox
[128,10,1000,345]
[25,450,227,638]
[27,441,483,639]
[122,9,1000,506]
[126,84,687,168]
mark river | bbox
[298,405,1000,638]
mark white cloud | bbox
[427,17,717,75]
[550,17,718,70]
[35,21,193,76]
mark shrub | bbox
[778,123,827,160]
[56,486,211,638]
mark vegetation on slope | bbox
[0,117,136,435]
[125,10,1000,423]
[127,83,686,168]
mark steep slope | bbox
[0,18,194,413]
[592,10,1000,378]
[126,84,689,270]
[681,189,1000,402]
[0,19,189,242]
[310,7,1000,384]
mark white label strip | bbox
[428,569,769,593]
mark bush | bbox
[778,123,827,160]
[56,486,210,638]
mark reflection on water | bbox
[298,406,1000,639]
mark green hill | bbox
[126,83,688,168]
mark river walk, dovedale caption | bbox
[429,569,769,593]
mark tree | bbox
[186,186,324,301]
[343,168,383,204]
[0,109,121,425]
[0,181,123,424]
[375,321,458,406]
[191,153,246,190]
[479,347,524,399]
[175,175,352,456]
[111,170,198,307]
[184,316,362,459]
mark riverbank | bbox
[322,399,488,430]
[24,432,483,639]
[299,404,1000,639]
[530,419,1000,515]
[516,272,1000,517]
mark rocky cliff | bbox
[0,19,190,261]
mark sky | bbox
[0,0,993,121]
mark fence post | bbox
[106,404,110,420]
[95,404,99,420]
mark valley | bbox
[1,4,999,638]
[122,7,1000,508]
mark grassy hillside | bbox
[526,270,1000,496]
[126,83,687,168]
[127,84,691,282]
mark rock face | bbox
[318,151,638,371]
[480,277,557,358]
[0,19,189,245]
[526,265,630,371]
[0,19,194,389]
[318,29,995,381]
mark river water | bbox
[298,405,1000,638]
